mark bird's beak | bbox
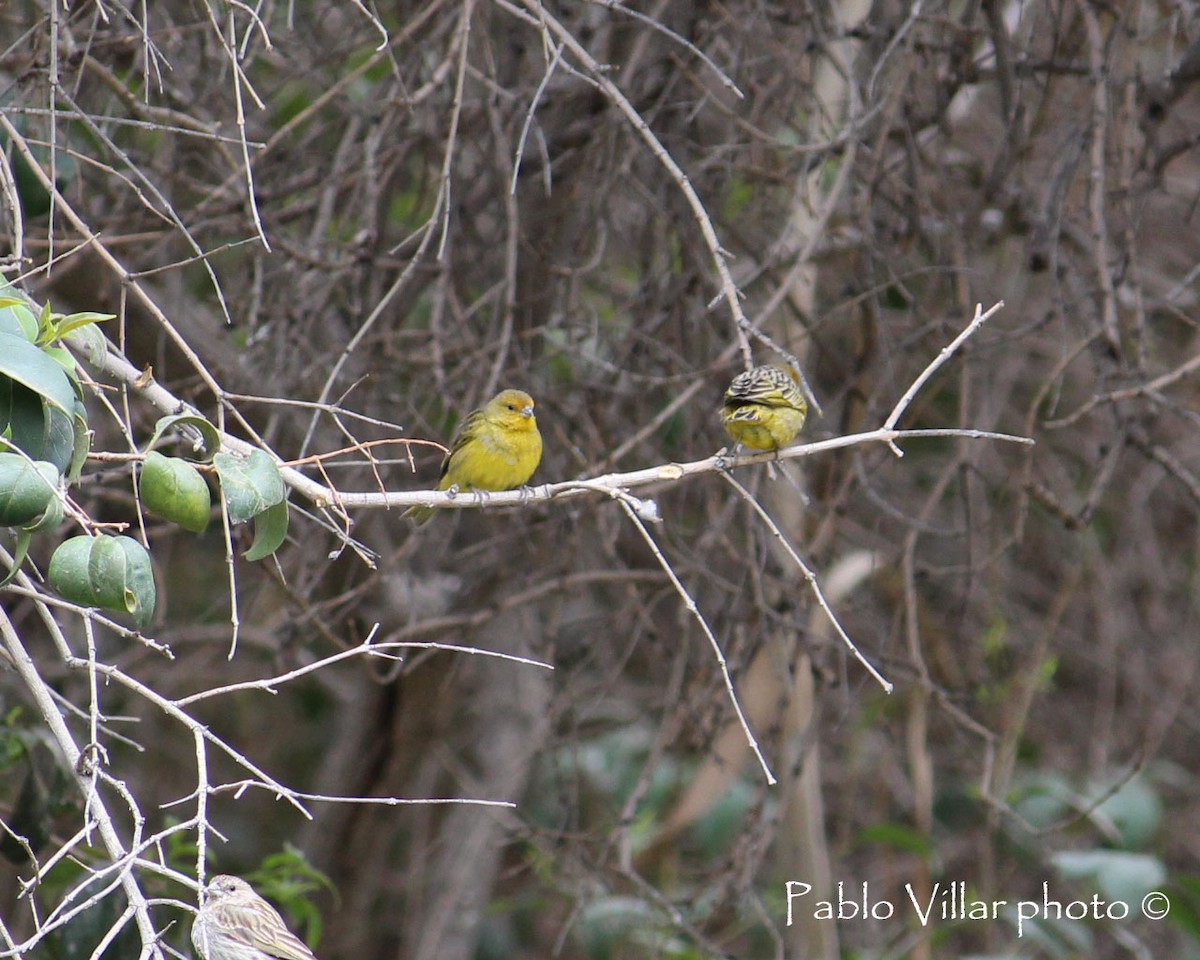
[521,405,534,418]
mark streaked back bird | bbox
[720,365,808,452]
[191,875,318,960]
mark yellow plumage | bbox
[403,388,543,525]
[720,365,807,451]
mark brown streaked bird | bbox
[191,875,317,960]
[720,365,808,452]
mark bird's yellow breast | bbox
[441,420,542,491]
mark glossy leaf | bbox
[0,379,79,474]
[0,332,77,415]
[39,310,114,345]
[215,449,286,523]
[0,291,38,342]
[243,495,289,560]
[140,451,211,533]
[0,455,59,527]
[48,535,156,630]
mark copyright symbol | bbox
[1142,891,1170,920]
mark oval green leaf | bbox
[48,535,156,630]
[0,289,38,342]
[140,451,211,533]
[215,449,286,523]
[0,378,46,450]
[0,379,79,474]
[0,455,59,527]
[0,332,77,415]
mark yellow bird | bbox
[403,388,543,525]
[720,365,808,452]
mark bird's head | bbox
[488,389,537,430]
[205,875,253,902]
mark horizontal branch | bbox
[176,636,553,706]
[83,327,1031,517]
[324,426,1035,514]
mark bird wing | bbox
[439,406,486,482]
[724,405,770,424]
[212,900,317,960]
[725,367,804,408]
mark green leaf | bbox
[140,451,211,533]
[43,401,77,474]
[1166,874,1200,941]
[0,378,47,451]
[244,496,289,560]
[148,413,221,462]
[0,484,57,586]
[36,300,52,340]
[45,311,114,342]
[1012,772,1074,827]
[64,323,108,368]
[1051,850,1166,903]
[23,487,63,534]
[0,455,59,527]
[67,402,90,483]
[0,332,78,415]
[856,821,935,856]
[108,536,157,630]
[48,535,156,630]
[215,449,286,523]
[48,535,108,604]
[248,847,336,949]
[0,529,35,588]
[1090,776,1162,849]
[0,379,79,474]
[7,462,66,561]
[0,291,38,342]
[42,344,77,376]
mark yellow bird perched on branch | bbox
[720,365,808,452]
[403,388,543,525]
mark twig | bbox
[177,634,553,706]
[437,0,475,261]
[583,0,744,98]
[615,498,777,785]
[0,609,166,960]
[1078,0,1121,354]
[506,0,754,363]
[718,471,893,693]
[881,301,1004,454]
[511,40,565,195]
